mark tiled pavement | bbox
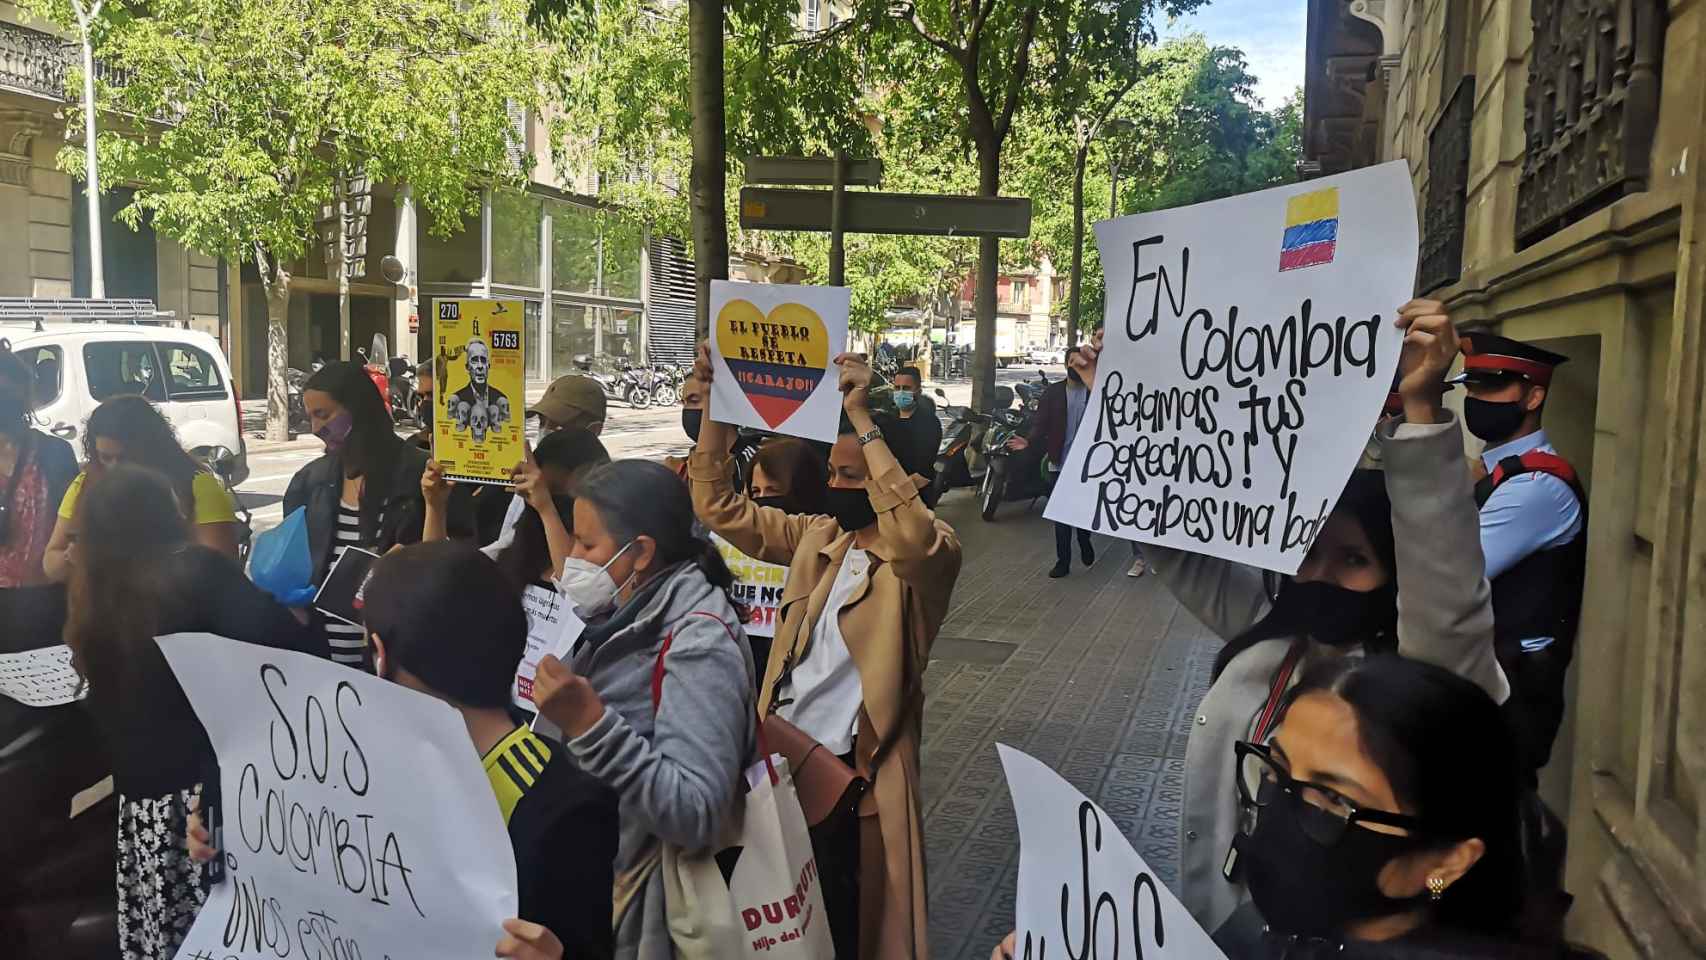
[921,489,1219,960]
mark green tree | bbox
[89,0,548,438]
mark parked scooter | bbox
[977,372,1051,521]
[930,388,994,505]
[286,367,311,434]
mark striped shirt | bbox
[323,500,372,666]
[482,724,554,824]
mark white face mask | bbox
[556,540,636,616]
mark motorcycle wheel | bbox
[929,465,951,505]
[631,386,652,408]
[981,459,1005,521]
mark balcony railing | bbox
[0,19,69,100]
[0,19,131,101]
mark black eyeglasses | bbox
[1234,741,1442,847]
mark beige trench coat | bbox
[689,447,961,960]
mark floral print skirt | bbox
[116,784,207,960]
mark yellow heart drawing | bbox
[717,299,831,428]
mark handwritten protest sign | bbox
[433,298,526,485]
[1000,744,1227,960]
[713,533,786,639]
[0,644,85,707]
[709,280,850,443]
[159,632,517,960]
[1044,162,1419,573]
[514,586,586,739]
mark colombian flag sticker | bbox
[1280,187,1339,272]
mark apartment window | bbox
[803,0,820,31]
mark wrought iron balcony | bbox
[0,19,69,100]
[0,19,131,101]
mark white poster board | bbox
[0,644,85,707]
[712,533,786,639]
[514,585,586,740]
[709,280,850,443]
[1000,744,1227,960]
[159,633,517,960]
[1044,161,1419,573]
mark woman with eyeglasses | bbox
[992,656,1598,959]
[1062,301,1511,934]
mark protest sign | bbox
[513,584,586,720]
[1044,161,1419,574]
[433,298,526,485]
[709,280,850,443]
[158,632,517,960]
[712,533,786,639]
[999,744,1227,960]
[0,644,85,707]
[312,547,380,626]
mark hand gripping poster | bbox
[433,298,526,484]
[1043,161,1420,574]
[709,280,850,444]
[158,632,517,960]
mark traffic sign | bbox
[739,187,1031,239]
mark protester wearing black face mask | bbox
[1447,334,1584,780]
[1211,655,1603,959]
[685,344,961,960]
[1063,300,1509,934]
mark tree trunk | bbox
[1068,143,1089,350]
[260,253,293,442]
[687,0,727,339]
[971,137,1000,411]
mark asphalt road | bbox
[235,364,1064,535]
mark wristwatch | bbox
[855,426,883,447]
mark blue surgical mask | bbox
[893,389,916,411]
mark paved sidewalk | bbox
[920,489,1219,960]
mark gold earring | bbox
[1427,875,1446,901]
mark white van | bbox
[3,322,248,484]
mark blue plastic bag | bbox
[249,505,317,607]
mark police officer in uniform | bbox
[1452,334,1586,778]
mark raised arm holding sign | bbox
[1046,161,1421,575]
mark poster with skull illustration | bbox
[432,298,526,484]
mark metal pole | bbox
[337,178,352,361]
[1109,158,1120,221]
[79,30,105,299]
[828,149,847,286]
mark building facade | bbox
[0,3,685,400]
[1304,0,1703,954]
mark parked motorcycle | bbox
[286,366,311,434]
[930,388,994,505]
[573,355,631,408]
[613,358,652,408]
[387,355,418,425]
[977,373,1052,521]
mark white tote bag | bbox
[725,755,836,959]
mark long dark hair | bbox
[84,395,202,513]
[491,428,609,590]
[1284,655,1527,939]
[494,493,576,592]
[63,464,190,695]
[0,339,32,443]
[1213,470,1397,679]
[750,437,829,514]
[303,361,398,479]
[573,459,745,617]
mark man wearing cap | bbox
[528,374,607,437]
[1454,333,1587,777]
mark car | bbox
[3,320,248,484]
[1028,348,1065,365]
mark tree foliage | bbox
[89,0,547,266]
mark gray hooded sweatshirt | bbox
[564,560,757,960]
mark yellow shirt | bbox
[482,724,552,825]
[58,470,237,526]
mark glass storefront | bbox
[491,191,543,288]
[550,200,600,295]
[551,302,598,376]
[418,206,482,284]
[604,218,643,300]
